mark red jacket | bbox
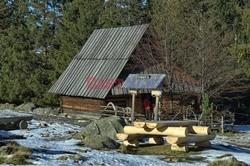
[144,99,151,110]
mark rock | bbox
[38,122,48,128]
[33,107,60,115]
[15,103,36,112]
[74,116,125,150]
[96,116,125,139]
[57,155,87,161]
[208,156,247,166]
[40,145,48,149]
[96,119,119,140]
[57,155,68,160]
[41,133,49,137]
[0,103,15,110]
[69,154,87,162]
[73,122,100,139]
[81,135,119,150]
[78,120,87,123]
[74,116,125,140]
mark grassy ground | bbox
[0,142,32,165]
[119,144,207,163]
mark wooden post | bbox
[129,90,137,123]
[123,139,139,148]
[211,111,213,128]
[151,90,162,121]
[131,93,135,123]
[155,96,160,121]
[149,137,164,145]
[171,144,189,152]
[221,116,224,133]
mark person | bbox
[144,96,151,120]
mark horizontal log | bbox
[146,120,198,129]
[123,126,188,137]
[133,122,146,128]
[189,126,211,135]
[116,133,129,141]
[116,133,162,141]
[166,134,216,144]
[195,141,211,148]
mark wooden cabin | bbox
[49,25,201,119]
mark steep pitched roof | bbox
[49,24,148,98]
[111,63,201,95]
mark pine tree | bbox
[50,0,104,77]
[99,0,149,28]
[231,1,250,76]
[0,0,36,103]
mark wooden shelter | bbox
[49,25,201,119]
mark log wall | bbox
[61,95,104,112]
[61,93,198,117]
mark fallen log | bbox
[146,120,198,129]
[123,126,188,137]
[171,144,189,152]
[166,134,216,144]
[189,126,210,135]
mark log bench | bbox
[0,110,33,130]
[116,120,215,152]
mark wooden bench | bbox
[0,110,33,130]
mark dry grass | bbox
[0,142,32,165]
[118,144,207,163]
[119,144,202,156]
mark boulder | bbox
[0,103,15,110]
[95,118,120,140]
[73,122,100,140]
[74,116,125,140]
[74,116,125,150]
[81,135,119,150]
[15,103,36,112]
[209,156,247,166]
[33,107,60,115]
